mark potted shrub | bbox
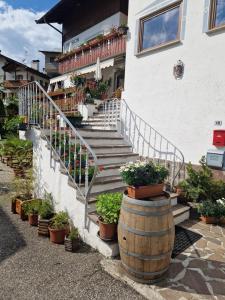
[118,24,129,35]
[23,200,41,226]
[67,112,83,128]
[197,200,220,224]
[216,198,225,225]
[38,195,54,237]
[120,160,169,199]
[96,193,122,241]
[49,211,69,244]
[65,227,80,252]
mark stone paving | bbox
[102,220,225,300]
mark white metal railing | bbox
[18,81,98,227]
[102,99,185,187]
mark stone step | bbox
[83,179,126,195]
[93,113,120,118]
[91,145,132,154]
[86,116,120,122]
[96,153,139,165]
[77,128,120,138]
[84,137,126,146]
[81,125,117,130]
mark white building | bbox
[123,0,225,164]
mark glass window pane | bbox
[215,0,225,27]
[141,6,180,51]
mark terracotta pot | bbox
[98,218,117,241]
[200,216,218,224]
[65,237,80,252]
[49,227,67,244]
[28,214,38,226]
[11,200,16,214]
[219,217,225,225]
[127,183,164,199]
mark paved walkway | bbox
[0,162,144,300]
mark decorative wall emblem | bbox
[173,60,184,80]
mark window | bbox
[139,1,182,53]
[16,75,23,80]
[209,0,225,30]
[50,57,55,63]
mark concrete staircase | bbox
[77,104,190,226]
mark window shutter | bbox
[203,0,210,32]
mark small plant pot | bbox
[16,199,29,220]
[38,219,51,237]
[200,216,218,224]
[65,237,80,252]
[11,200,17,214]
[28,214,38,226]
[118,26,129,35]
[98,218,117,241]
[127,183,164,199]
[49,227,67,244]
[219,217,225,225]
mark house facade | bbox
[123,0,225,164]
[39,50,61,78]
[0,54,49,101]
[36,0,129,108]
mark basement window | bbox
[209,0,225,30]
[138,1,182,53]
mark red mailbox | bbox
[213,130,225,147]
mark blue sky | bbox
[5,0,59,11]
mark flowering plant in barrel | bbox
[120,160,169,199]
[96,192,122,241]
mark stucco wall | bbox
[123,0,225,164]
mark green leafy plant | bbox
[13,169,33,200]
[39,193,54,219]
[71,74,86,89]
[23,199,41,216]
[50,211,69,230]
[4,116,23,133]
[197,200,220,217]
[68,228,79,240]
[178,156,225,202]
[216,198,225,217]
[120,160,169,187]
[96,193,122,224]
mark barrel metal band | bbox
[119,222,172,237]
[122,262,169,276]
[122,205,171,217]
[123,195,171,207]
[119,245,172,261]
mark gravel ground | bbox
[0,162,144,300]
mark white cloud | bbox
[0,1,61,71]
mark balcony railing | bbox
[58,35,126,74]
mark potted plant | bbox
[49,211,70,244]
[65,227,80,252]
[118,24,129,35]
[197,200,220,224]
[67,112,83,128]
[38,195,54,237]
[120,160,169,199]
[11,196,17,214]
[216,198,225,225]
[23,200,41,226]
[96,193,122,241]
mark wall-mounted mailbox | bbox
[213,130,225,147]
[206,149,225,169]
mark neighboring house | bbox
[36,0,128,100]
[123,0,225,164]
[0,53,49,101]
[39,50,61,78]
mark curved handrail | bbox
[103,98,185,188]
[18,81,99,226]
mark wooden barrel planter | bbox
[118,193,175,284]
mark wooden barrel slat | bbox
[118,193,175,283]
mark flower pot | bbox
[49,227,67,244]
[38,219,51,237]
[65,237,80,252]
[11,200,16,214]
[127,183,164,199]
[118,26,129,35]
[219,216,225,225]
[200,216,218,224]
[98,218,117,241]
[28,214,38,226]
[15,199,28,220]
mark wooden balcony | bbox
[58,34,126,74]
